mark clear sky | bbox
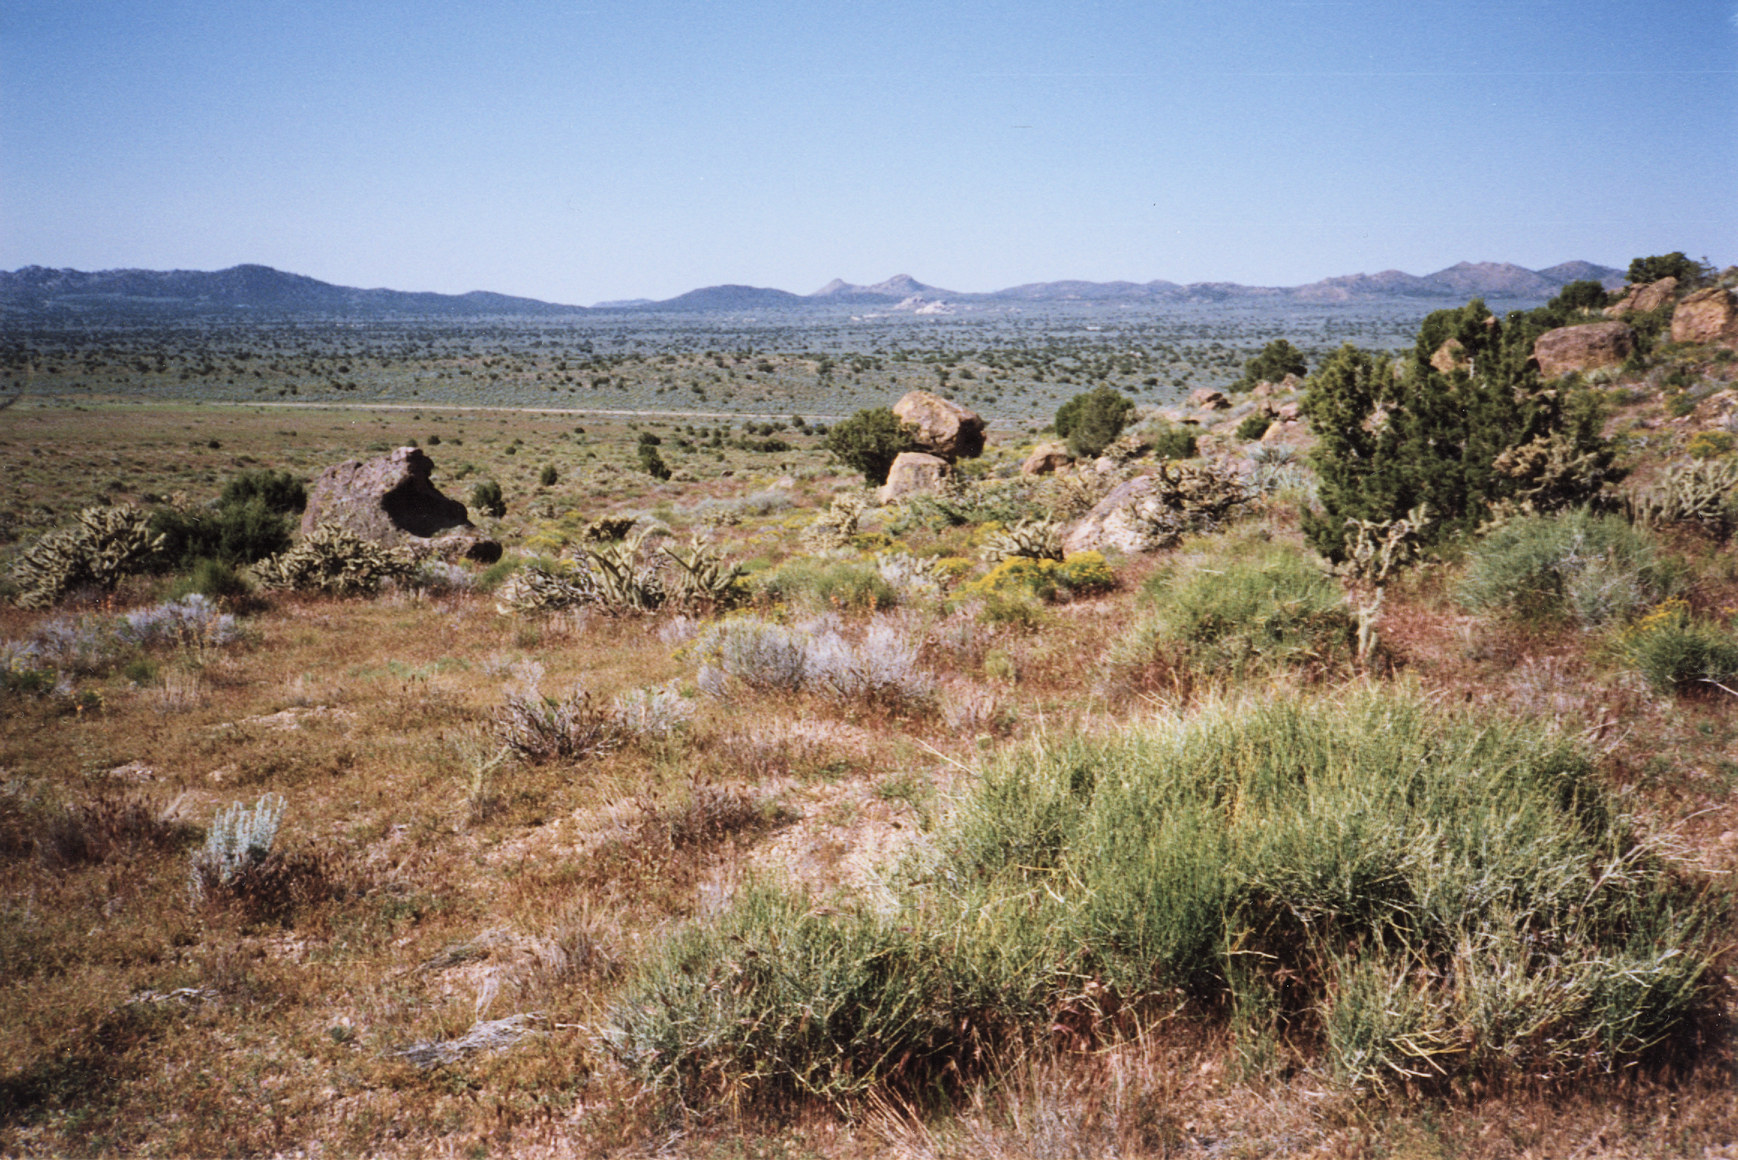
[2,1,1734,305]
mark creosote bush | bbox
[610,687,1714,1104]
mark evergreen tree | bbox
[1054,386,1136,458]
[824,407,919,484]
[1302,299,1619,558]
[1235,338,1308,392]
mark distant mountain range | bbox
[0,260,1627,320]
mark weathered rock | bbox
[877,451,950,503]
[1532,322,1635,378]
[1020,441,1073,476]
[1260,419,1313,451]
[1275,401,1303,422]
[302,447,501,562]
[892,391,984,461]
[1187,388,1231,411]
[1430,338,1470,374]
[1606,277,1678,317]
[1063,476,1166,554]
[1671,286,1738,347]
[1278,373,1304,392]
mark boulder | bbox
[892,391,984,461]
[1606,277,1678,317]
[1187,388,1231,410]
[1020,441,1073,476]
[1274,401,1303,422]
[1531,322,1635,378]
[1063,475,1168,554]
[302,446,501,562]
[1430,338,1470,374]
[877,451,950,503]
[1671,286,1738,347]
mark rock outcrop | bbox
[892,391,984,461]
[1020,441,1073,476]
[1186,388,1231,410]
[1063,476,1169,554]
[877,451,950,503]
[302,447,501,562]
[1531,322,1635,378]
[1605,277,1678,318]
[1671,286,1738,347]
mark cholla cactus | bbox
[494,563,601,614]
[662,536,748,611]
[803,493,868,552]
[585,528,668,613]
[875,551,944,598]
[188,793,284,905]
[581,516,638,543]
[1336,504,1431,662]
[1040,469,1119,521]
[11,506,165,609]
[1624,457,1738,534]
[978,517,1066,563]
[252,523,416,595]
[1151,460,1252,529]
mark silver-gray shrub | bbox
[611,683,693,741]
[802,620,931,707]
[691,614,930,707]
[188,792,284,905]
[116,594,238,649]
[691,617,809,698]
[1458,508,1670,628]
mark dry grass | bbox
[1,388,1736,1157]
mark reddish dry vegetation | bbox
[4,362,1738,1157]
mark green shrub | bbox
[1236,413,1272,442]
[151,498,296,569]
[1685,431,1734,460]
[1234,338,1308,392]
[637,443,671,480]
[825,408,920,484]
[1147,421,1198,461]
[166,557,252,602]
[753,558,897,612]
[538,463,559,487]
[1114,539,1354,686]
[1458,509,1670,627]
[1617,599,1738,694]
[1054,386,1136,458]
[470,480,506,518]
[219,469,306,515]
[610,687,1713,1103]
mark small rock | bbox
[1187,388,1230,410]
[1020,441,1073,476]
[877,451,950,503]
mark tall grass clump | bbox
[1109,539,1353,690]
[1459,508,1671,627]
[611,687,1714,1104]
[753,557,897,612]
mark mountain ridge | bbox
[0,259,1628,319]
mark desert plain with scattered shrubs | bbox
[5,265,1738,1156]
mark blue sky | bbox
[2,1,1734,304]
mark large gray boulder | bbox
[1063,476,1170,554]
[302,446,501,562]
[892,391,985,461]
